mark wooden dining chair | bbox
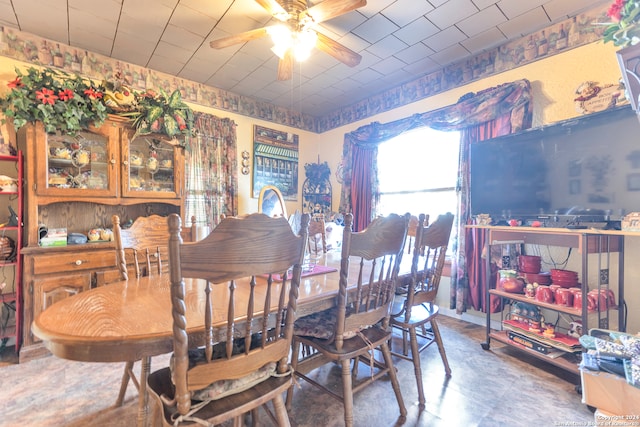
[307,215,327,254]
[286,212,409,427]
[147,212,309,426]
[390,212,454,409]
[111,214,193,407]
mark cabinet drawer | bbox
[33,250,116,275]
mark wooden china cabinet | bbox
[17,115,185,362]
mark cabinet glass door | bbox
[122,135,181,199]
[39,127,118,196]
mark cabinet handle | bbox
[74,259,88,266]
[110,154,116,165]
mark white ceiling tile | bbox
[120,1,174,26]
[318,11,367,36]
[153,40,195,64]
[394,42,435,65]
[351,14,399,44]
[358,0,397,18]
[178,66,215,83]
[497,0,547,19]
[14,0,68,43]
[402,55,442,75]
[161,24,205,51]
[351,67,385,84]
[394,17,439,45]
[146,54,186,76]
[370,56,407,75]
[498,7,551,38]
[460,27,507,53]
[381,0,434,27]
[70,31,115,58]
[68,8,119,39]
[170,4,218,37]
[68,0,122,22]
[426,0,478,30]
[332,77,361,92]
[543,0,609,21]
[472,0,499,9]
[381,68,415,84]
[117,14,166,43]
[429,43,473,66]
[366,35,409,59]
[179,0,234,20]
[0,1,18,27]
[457,5,507,37]
[424,26,469,52]
[112,32,156,65]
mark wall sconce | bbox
[241,150,250,175]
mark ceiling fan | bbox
[209,0,366,81]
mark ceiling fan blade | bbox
[254,0,289,20]
[209,27,270,49]
[315,32,361,67]
[277,50,294,81]
[302,0,367,24]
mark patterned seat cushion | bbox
[170,335,278,401]
[294,308,367,341]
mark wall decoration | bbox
[252,125,298,200]
[241,150,250,175]
[302,160,332,216]
[573,81,626,114]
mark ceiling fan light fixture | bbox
[268,25,293,59]
[293,29,317,62]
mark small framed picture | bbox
[627,173,640,191]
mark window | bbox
[377,127,460,223]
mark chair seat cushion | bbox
[294,308,366,341]
[190,361,277,401]
[170,336,277,402]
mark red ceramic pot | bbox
[569,287,583,310]
[588,289,608,311]
[554,288,573,307]
[535,285,554,304]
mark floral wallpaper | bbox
[0,4,610,133]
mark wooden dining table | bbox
[31,250,414,427]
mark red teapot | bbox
[498,270,525,293]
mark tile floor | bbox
[0,316,594,426]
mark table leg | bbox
[137,356,151,427]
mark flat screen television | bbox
[470,106,640,224]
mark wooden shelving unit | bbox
[0,151,23,353]
[475,225,628,380]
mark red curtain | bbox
[460,116,513,314]
[350,144,376,231]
